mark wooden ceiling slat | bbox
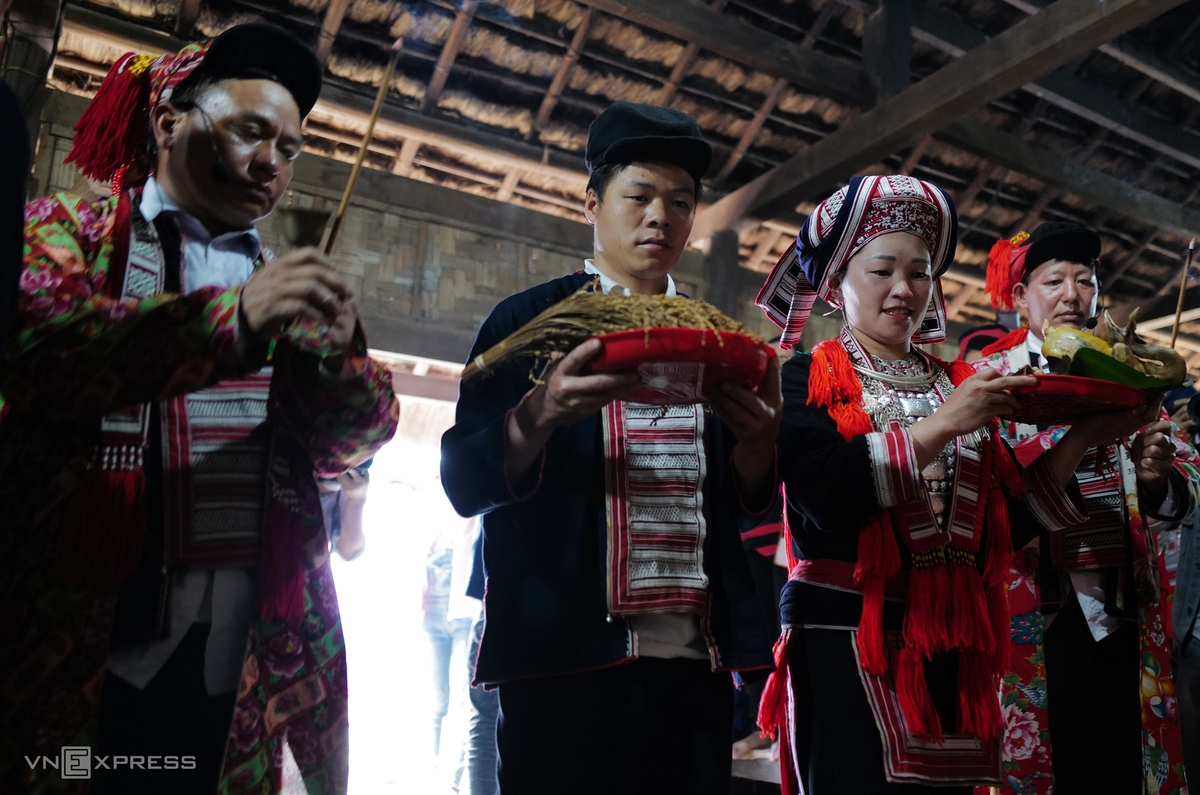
[420,0,480,113]
[693,0,1191,235]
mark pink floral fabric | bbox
[975,343,1194,795]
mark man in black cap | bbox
[441,101,778,793]
[0,24,398,795]
[978,222,1197,794]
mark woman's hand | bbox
[908,369,1036,469]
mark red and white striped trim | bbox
[866,428,922,508]
[1022,453,1089,532]
[603,402,709,615]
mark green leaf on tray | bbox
[1065,347,1172,392]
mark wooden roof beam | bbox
[576,0,875,106]
[533,7,594,133]
[421,0,479,113]
[175,0,203,38]
[938,117,1200,241]
[714,0,839,182]
[993,0,1200,103]
[654,0,726,106]
[315,0,351,67]
[910,1,1200,171]
[691,0,1189,240]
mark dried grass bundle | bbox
[462,285,764,385]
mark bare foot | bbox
[731,731,772,759]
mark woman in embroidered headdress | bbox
[752,176,1154,795]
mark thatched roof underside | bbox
[51,0,1200,359]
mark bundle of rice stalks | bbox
[462,284,764,385]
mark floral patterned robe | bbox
[979,339,1198,795]
[0,191,398,795]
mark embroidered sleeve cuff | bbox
[502,407,545,501]
[1023,454,1089,531]
[866,428,922,508]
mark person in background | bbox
[462,525,499,795]
[1169,385,1200,781]
[0,37,30,369]
[424,517,475,791]
[957,323,1007,362]
[732,502,787,760]
[979,222,1199,795]
[318,458,372,560]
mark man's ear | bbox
[583,188,599,226]
[1011,282,1028,313]
[151,103,184,153]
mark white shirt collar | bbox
[584,259,676,297]
[139,176,261,259]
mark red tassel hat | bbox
[66,23,322,195]
[981,222,1103,355]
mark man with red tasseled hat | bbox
[976,222,1198,795]
[0,23,398,795]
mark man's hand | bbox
[240,247,352,340]
[1171,398,1196,434]
[1132,419,1176,501]
[711,354,782,510]
[337,468,370,503]
[710,354,782,452]
[504,339,641,487]
[1047,400,1163,486]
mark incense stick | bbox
[1170,237,1196,349]
[324,38,403,255]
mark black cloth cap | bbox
[185,23,323,118]
[1024,221,1101,273]
[585,101,713,183]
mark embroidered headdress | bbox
[66,23,321,195]
[755,175,958,349]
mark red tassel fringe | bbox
[855,514,901,675]
[896,648,943,743]
[984,233,1030,311]
[65,52,155,184]
[257,502,308,624]
[810,341,873,440]
[957,650,1003,741]
[904,565,951,657]
[56,467,147,588]
[991,433,1026,497]
[949,562,993,656]
[757,627,792,741]
[980,325,1029,358]
[986,582,1011,675]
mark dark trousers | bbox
[1176,634,1200,785]
[496,657,733,795]
[1044,595,1143,795]
[92,624,237,795]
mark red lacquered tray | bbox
[1005,374,1153,425]
[587,328,773,405]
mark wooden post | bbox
[1170,238,1196,348]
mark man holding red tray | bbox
[440,102,781,794]
[978,222,1200,795]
